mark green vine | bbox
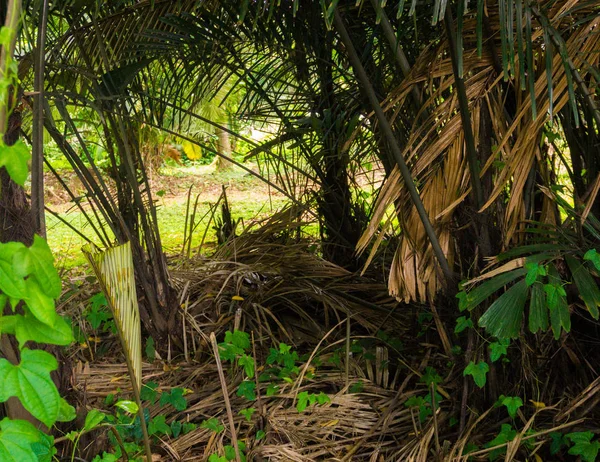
[0,4,75,461]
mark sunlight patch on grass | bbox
[47,196,288,269]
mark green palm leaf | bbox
[479,279,529,339]
[566,255,600,320]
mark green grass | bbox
[47,192,287,270]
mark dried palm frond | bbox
[360,5,600,303]
[82,241,152,461]
[83,241,142,390]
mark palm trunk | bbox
[214,125,233,170]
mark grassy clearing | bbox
[46,164,287,269]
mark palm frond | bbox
[83,241,142,391]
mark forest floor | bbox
[45,162,287,269]
[49,161,597,461]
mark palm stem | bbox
[31,0,49,236]
[333,9,454,285]
[444,6,491,258]
[369,0,424,115]
[444,7,485,210]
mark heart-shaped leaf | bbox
[0,259,26,300]
[501,396,523,418]
[24,278,57,327]
[14,313,73,349]
[0,141,31,186]
[0,418,41,462]
[114,400,138,414]
[26,237,62,299]
[0,349,60,427]
[463,361,489,388]
[83,409,106,431]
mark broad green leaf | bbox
[479,280,529,339]
[266,383,279,396]
[525,262,542,286]
[528,283,548,333]
[159,388,187,410]
[239,407,256,422]
[237,380,256,401]
[456,290,468,312]
[550,432,567,455]
[224,444,247,462]
[24,278,57,326]
[26,236,62,299]
[0,349,60,427]
[0,259,26,300]
[31,432,55,462]
[0,418,41,462]
[200,418,224,433]
[256,429,266,440]
[489,338,510,362]
[297,391,311,413]
[454,316,473,334]
[566,432,600,462]
[544,283,564,309]
[224,330,250,351]
[0,141,31,186]
[420,367,443,386]
[0,27,15,47]
[171,420,182,438]
[316,392,330,405]
[145,336,155,361]
[89,293,107,310]
[0,315,16,335]
[584,249,600,271]
[549,295,570,340]
[0,242,26,264]
[463,361,489,388]
[424,391,443,409]
[501,396,523,418]
[238,354,255,378]
[208,455,227,462]
[57,398,76,422]
[114,400,138,414]
[545,268,570,340]
[14,313,73,348]
[566,255,600,319]
[463,268,527,312]
[84,410,106,431]
[140,381,159,404]
[86,305,111,330]
[486,424,517,460]
[148,415,171,436]
[219,342,243,362]
[182,422,198,435]
[567,431,595,444]
[405,396,427,408]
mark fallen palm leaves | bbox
[63,246,600,460]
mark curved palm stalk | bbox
[369,0,423,114]
[0,0,20,134]
[83,241,152,462]
[444,6,491,258]
[333,9,454,285]
[31,0,49,236]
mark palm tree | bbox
[21,0,600,339]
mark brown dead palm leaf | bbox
[83,241,153,461]
[359,4,600,303]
